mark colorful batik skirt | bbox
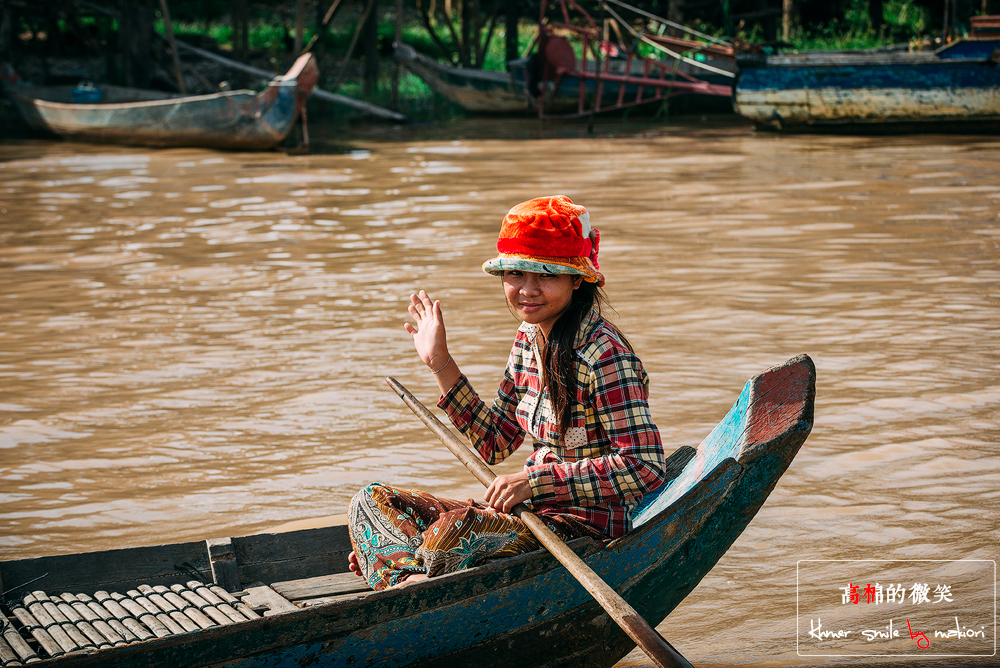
[348,482,601,591]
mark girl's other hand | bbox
[484,471,532,514]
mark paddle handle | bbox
[386,377,694,668]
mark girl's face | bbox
[502,270,583,336]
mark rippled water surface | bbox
[1,120,997,667]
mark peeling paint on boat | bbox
[734,40,1000,129]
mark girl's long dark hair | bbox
[540,281,633,438]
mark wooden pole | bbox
[667,0,683,38]
[329,0,374,91]
[363,0,379,95]
[386,377,696,668]
[119,0,152,89]
[301,0,345,55]
[782,0,793,41]
[505,0,518,69]
[390,0,402,108]
[157,0,186,93]
[235,0,248,60]
[294,0,305,55]
[869,0,884,33]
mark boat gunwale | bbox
[10,83,299,113]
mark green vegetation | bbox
[5,0,989,124]
[689,0,936,50]
[790,0,935,50]
[157,16,535,72]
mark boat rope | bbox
[600,3,736,78]
[602,0,732,47]
[1,573,48,599]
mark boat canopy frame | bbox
[534,0,731,118]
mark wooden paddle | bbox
[386,377,695,668]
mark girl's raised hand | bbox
[404,290,450,372]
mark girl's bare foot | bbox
[395,573,429,587]
[350,551,428,587]
[348,551,364,577]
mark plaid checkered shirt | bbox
[438,309,665,538]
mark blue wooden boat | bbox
[0,354,815,667]
[7,54,318,150]
[734,39,1000,130]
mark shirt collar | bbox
[517,308,602,349]
[518,321,541,344]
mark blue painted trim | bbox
[936,39,1000,60]
[738,61,1000,92]
[633,377,751,526]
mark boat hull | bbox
[0,356,815,668]
[734,41,1000,130]
[9,54,318,150]
[396,44,732,116]
[396,45,533,114]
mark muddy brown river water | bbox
[1,118,997,667]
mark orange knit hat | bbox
[482,196,604,286]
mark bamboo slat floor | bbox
[1,582,261,663]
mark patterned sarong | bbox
[348,482,599,591]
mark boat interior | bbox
[0,444,703,665]
[0,354,815,665]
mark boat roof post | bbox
[206,538,241,592]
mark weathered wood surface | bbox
[10,53,318,149]
[271,572,371,601]
[734,39,1000,128]
[205,538,239,592]
[0,541,211,598]
[240,586,297,616]
[395,43,537,113]
[0,523,351,601]
[232,524,353,585]
[0,355,815,668]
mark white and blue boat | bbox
[734,38,1000,131]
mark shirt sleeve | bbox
[525,348,665,507]
[437,364,526,466]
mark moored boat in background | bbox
[397,0,733,118]
[0,355,815,667]
[734,30,1000,131]
[394,44,540,114]
[7,53,318,150]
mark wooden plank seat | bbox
[270,572,373,603]
[1,581,262,663]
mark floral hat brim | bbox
[482,252,605,287]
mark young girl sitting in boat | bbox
[347,195,666,590]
